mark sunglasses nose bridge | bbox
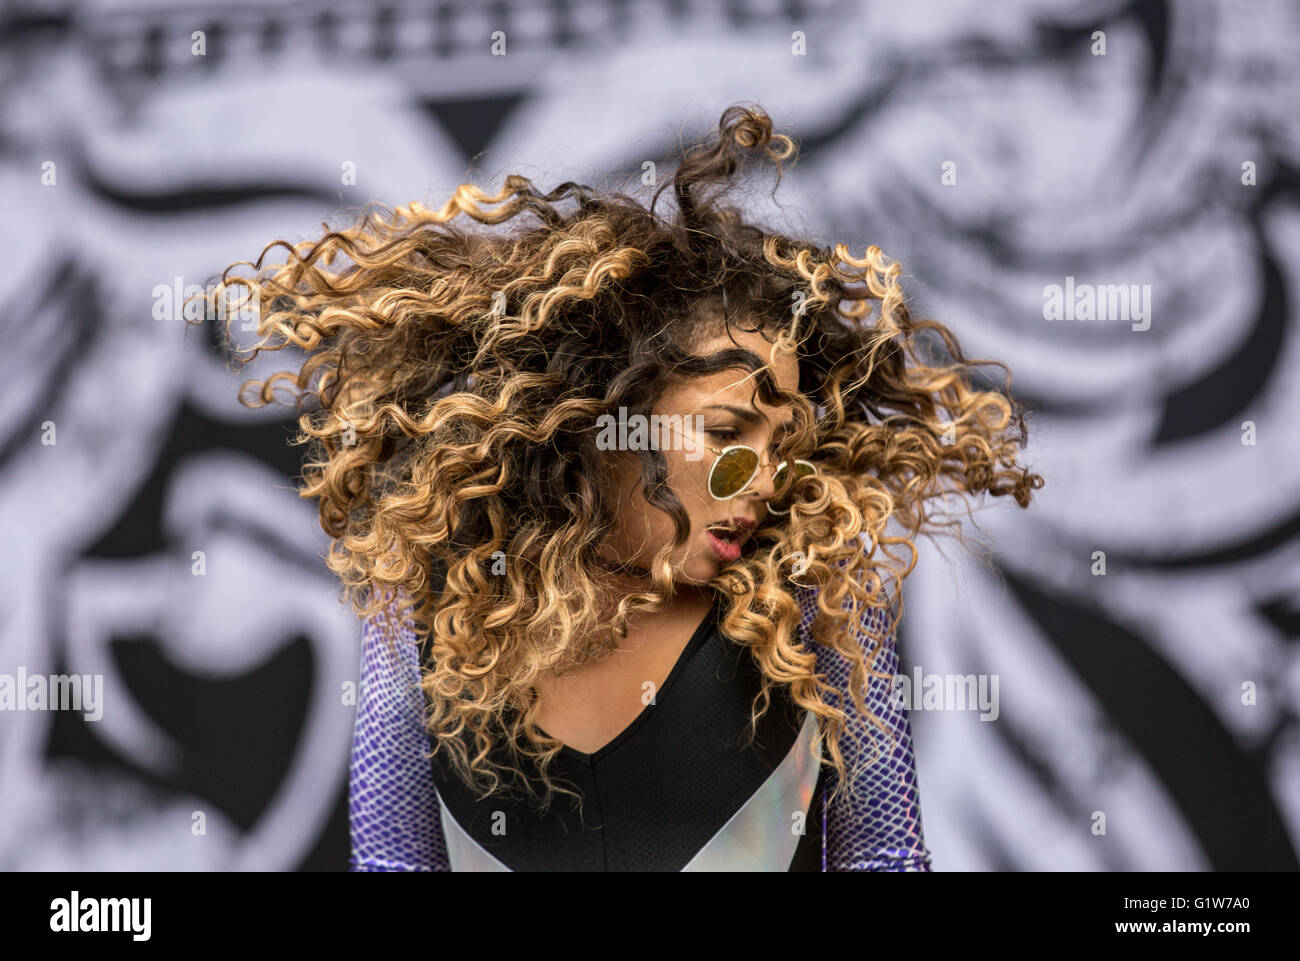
[750,454,780,498]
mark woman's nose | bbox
[741,454,779,500]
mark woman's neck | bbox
[589,558,714,608]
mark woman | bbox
[202,103,1043,871]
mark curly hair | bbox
[193,102,1044,815]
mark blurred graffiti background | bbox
[1,0,1297,870]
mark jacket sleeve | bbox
[348,604,451,871]
[806,587,933,871]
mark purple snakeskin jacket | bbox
[348,577,933,872]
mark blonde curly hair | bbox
[193,102,1044,813]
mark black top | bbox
[424,589,826,871]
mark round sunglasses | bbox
[655,419,817,513]
[693,440,818,513]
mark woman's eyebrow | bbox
[703,403,795,434]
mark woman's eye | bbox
[709,428,783,455]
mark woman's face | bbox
[597,324,801,589]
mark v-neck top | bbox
[424,590,827,871]
[537,595,720,765]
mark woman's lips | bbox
[706,528,743,562]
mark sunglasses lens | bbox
[769,460,816,512]
[709,447,759,499]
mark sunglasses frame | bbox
[694,440,818,513]
[763,458,819,515]
[644,417,820,514]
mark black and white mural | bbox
[1,0,1296,870]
